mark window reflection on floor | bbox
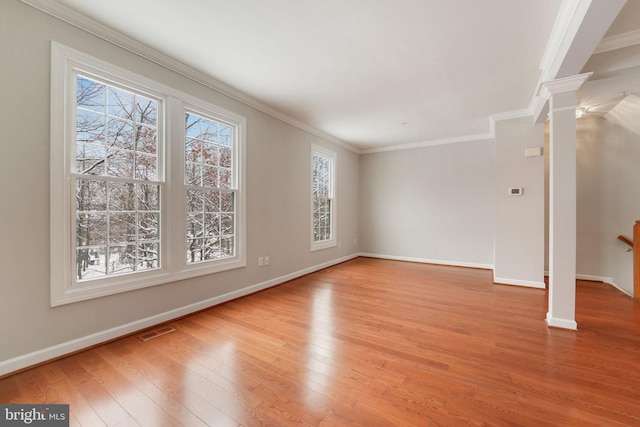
[305,286,335,409]
[182,340,242,424]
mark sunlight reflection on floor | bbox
[305,286,335,409]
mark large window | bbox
[185,112,236,264]
[51,42,245,306]
[311,144,336,251]
[75,76,161,281]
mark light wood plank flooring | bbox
[1,257,639,426]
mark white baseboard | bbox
[575,273,614,284]
[577,275,632,298]
[493,276,546,289]
[360,253,545,289]
[359,252,493,270]
[546,312,578,330]
[0,253,359,377]
[544,271,633,298]
[607,282,633,298]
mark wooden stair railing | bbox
[619,221,640,299]
[617,235,633,249]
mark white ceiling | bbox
[579,1,640,121]
[36,1,625,151]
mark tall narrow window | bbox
[74,75,161,281]
[311,145,336,250]
[185,111,237,264]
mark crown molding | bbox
[20,0,359,154]
[360,132,493,155]
[530,94,550,124]
[488,109,533,135]
[363,106,540,154]
[594,29,640,55]
[490,109,532,123]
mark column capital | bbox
[539,72,593,100]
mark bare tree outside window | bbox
[75,76,160,281]
[52,43,246,305]
[312,152,333,243]
[185,112,236,264]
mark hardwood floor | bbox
[2,257,640,426]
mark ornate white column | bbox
[540,73,591,330]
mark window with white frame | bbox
[311,145,336,250]
[74,75,162,281]
[185,111,237,264]
[51,42,245,306]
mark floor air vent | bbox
[138,325,176,342]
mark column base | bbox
[546,312,578,330]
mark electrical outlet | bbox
[264,256,270,265]
[258,257,264,266]
[338,241,342,248]
[354,237,358,245]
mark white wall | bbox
[553,116,639,294]
[0,0,359,369]
[494,117,545,287]
[359,140,494,268]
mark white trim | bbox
[533,72,593,123]
[20,0,359,155]
[489,109,533,135]
[537,0,597,84]
[594,29,640,55]
[180,103,247,274]
[548,105,578,114]
[490,109,532,123]
[493,276,546,289]
[50,41,71,306]
[575,274,633,298]
[362,108,538,155]
[361,253,546,289]
[0,253,359,377]
[538,0,584,72]
[360,132,493,155]
[546,313,578,330]
[544,271,632,297]
[608,282,633,298]
[539,73,593,98]
[575,273,613,283]
[359,253,493,270]
[530,95,549,124]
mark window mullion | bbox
[166,96,185,274]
